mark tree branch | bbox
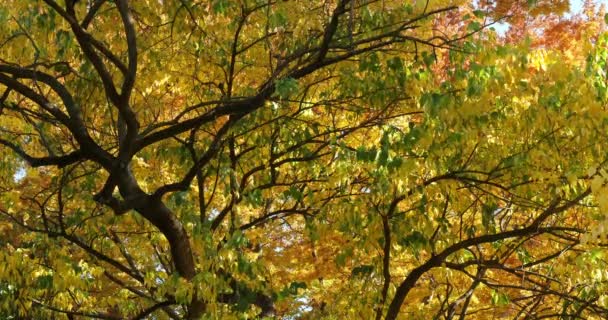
[0,138,83,167]
[384,189,590,320]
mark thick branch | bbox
[384,190,590,320]
[152,116,239,198]
[130,300,175,320]
[0,73,114,167]
[0,138,82,167]
[316,0,350,62]
[375,214,392,320]
[115,0,140,155]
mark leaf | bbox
[399,231,428,256]
[422,51,436,67]
[283,186,303,201]
[491,290,510,306]
[35,275,53,289]
[351,265,374,278]
[269,10,288,28]
[467,21,482,32]
[280,281,307,297]
[482,203,498,233]
[473,10,485,18]
[274,77,299,99]
[212,0,230,14]
[246,188,264,207]
[0,1,606,318]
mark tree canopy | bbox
[1,0,608,319]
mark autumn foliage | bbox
[1,0,608,319]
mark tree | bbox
[0,0,607,319]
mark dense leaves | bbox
[1,0,608,319]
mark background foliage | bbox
[1,0,608,319]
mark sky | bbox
[570,0,607,14]
[571,0,586,13]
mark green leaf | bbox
[234,285,257,312]
[227,230,248,248]
[360,53,381,72]
[351,265,374,278]
[169,191,188,207]
[387,156,403,172]
[473,10,485,18]
[274,77,299,99]
[491,290,510,306]
[467,77,482,96]
[246,188,264,207]
[269,10,288,28]
[376,148,389,166]
[55,29,72,58]
[421,92,448,116]
[404,4,413,14]
[387,57,404,71]
[399,231,428,256]
[422,51,436,67]
[467,21,481,32]
[517,248,532,264]
[283,186,303,201]
[482,203,498,233]
[212,0,230,14]
[35,275,53,289]
[278,281,307,300]
[356,146,377,162]
[237,255,254,277]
